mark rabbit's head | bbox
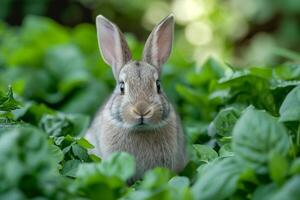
[96,14,174,129]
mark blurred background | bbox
[0,0,300,120]
[2,0,300,66]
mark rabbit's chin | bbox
[128,120,168,131]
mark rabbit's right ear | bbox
[96,15,131,79]
[142,15,174,73]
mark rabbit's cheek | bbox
[147,110,161,124]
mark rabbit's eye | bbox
[156,80,161,94]
[119,81,125,95]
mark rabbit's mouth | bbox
[132,119,151,129]
[130,118,167,131]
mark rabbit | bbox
[85,14,187,180]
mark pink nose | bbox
[131,102,153,118]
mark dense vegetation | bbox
[1,16,300,200]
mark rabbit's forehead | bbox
[119,61,158,81]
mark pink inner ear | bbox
[99,23,117,66]
[152,20,173,66]
[156,24,172,65]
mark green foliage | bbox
[232,106,290,174]
[279,85,300,122]
[0,15,300,200]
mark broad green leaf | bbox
[0,126,61,197]
[279,85,300,122]
[74,163,125,200]
[271,175,300,200]
[125,168,174,200]
[232,106,290,173]
[192,157,242,200]
[99,152,135,181]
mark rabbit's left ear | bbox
[142,14,174,73]
[96,15,131,79]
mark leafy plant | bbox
[0,15,300,200]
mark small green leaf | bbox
[219,143,234,157]
[71,144,89,161]
[77,137,94,149]
[212,107,241,137]
[193,144,218,162]
[168,176,190,189]
[61,159,81,177]
[49,144,64,164]
[89,154,101,162]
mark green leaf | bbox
[49,144,64,164]
[168,176,192,200]
[252,183,278,200]
[0,86,20,112]
[61,159,81,177]
[289,157,300,175]
[271,175,300,200]
[77,152,135,181]
[99,152,135,181]
[39,113,90,137]
[89,154,101,162]
[212,107,241,137]
[274,64,300,80]
[71,144,89,161]
[140,168,173,190]
[44,44,90,94]
[74,163,125,200]
[77,137,94,149]
[0,126,62,197]
[186,57,225,85]
[219,143,234,157]
[193,144,218,162]
[279,85,300,122]
[168,176,190,189]
[192,157,242,200]
[232,106,290,173]
[269,153,289,185]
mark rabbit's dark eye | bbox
[156,80,161,94]
[119,81,125,95]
